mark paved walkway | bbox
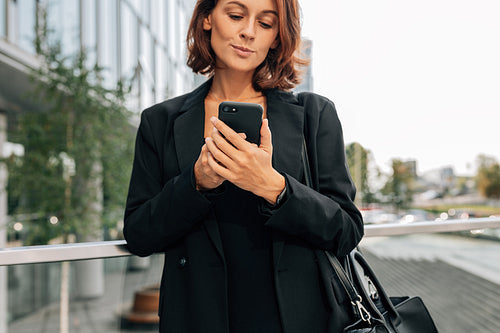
[360,233,500,333]
[7,234,500,333]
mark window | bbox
[0,0,6,37]
[46,0,79,57]
[120,4,138,81]
[156,45,167,101]
[96,0,118,87]
[81,0,97,67]
[139,25,154,106]
[16,0,37,53]
[167,0,177,59]
[150,0,163,44]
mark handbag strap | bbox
[350,250,402,327]
[301,137,373,324]
[324,250,373,323]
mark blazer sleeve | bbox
[263,95,363,256]
[123,109,212,257]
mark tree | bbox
[380,159,415,211]
[476,154,500,199]
[7,10,134,245]
[345,142,377,205]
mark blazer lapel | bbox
[266,90,305,182]
[173,82,210,171]
[172,80,226,262]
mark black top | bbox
[209,182,283,333]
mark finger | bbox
[205,136,235,169]
[198,144,207,164]
[207,150,231,179]
[259,119,273,153]
[210,126,242,159]
[210,117,248,150]
[196,145,224,190]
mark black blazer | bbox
[124,79,363,333]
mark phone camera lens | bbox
[223,106,230,112]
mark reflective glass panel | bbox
[7,254,164,332]
[81,0,97,67]
[120,4,137,80]
[46,0,79,57]
[167,0,177,59]
[16,0,36,53]
[97,0,118,88]
[0,0,6,37]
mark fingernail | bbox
[210,117,218,125]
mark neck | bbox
[210,71,259,101]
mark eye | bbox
[259,21,272,29]
[229,14,243,20]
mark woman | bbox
[124,0,364,332]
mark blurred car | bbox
[399,209,434,224]
[361,209,399,224]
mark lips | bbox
[232,45,254,57]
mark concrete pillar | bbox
[75,160,104,299]
[75,259,104,299]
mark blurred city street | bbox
[360,233,500,332]
[360,233,500,284]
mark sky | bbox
[299,0,500,176]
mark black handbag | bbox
[300,137,438,333]
[348,250,439,333]
[323,250,390,333]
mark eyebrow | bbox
[225,1,278,17]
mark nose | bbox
[240,19,256,40]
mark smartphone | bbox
[218,101,263,145]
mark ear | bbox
[203,14,212,31]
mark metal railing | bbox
[1,217,500,266]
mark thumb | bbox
[259,119,272,153]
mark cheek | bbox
[211,19,233,41]
[259,35,279,55]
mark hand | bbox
[194,143,225,191]
[205,117,285,204]
[194,132,248,191]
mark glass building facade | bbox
[0,0,198,115]
[0,2,198,330]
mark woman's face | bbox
[203,0,279,75]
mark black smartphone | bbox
[218,101,263,145]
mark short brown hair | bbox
[186,0,309,91]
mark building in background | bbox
[0,0,198,117]
[0,0,197,330]
[294,38,313,93]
